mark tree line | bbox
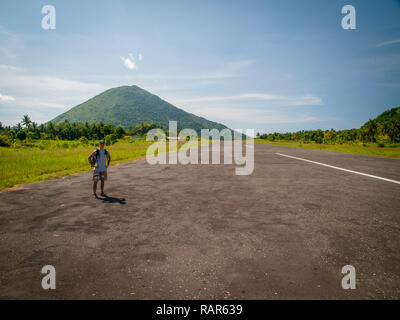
[1,113,399,147]
[0,114,167,146]
[256,118,400,145]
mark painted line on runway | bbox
[276,153,400,185]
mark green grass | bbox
[0,139,196,191]
[254,139,400,158]
[6,137,397,191]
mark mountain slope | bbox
[372,106,400,123]
[51,85,229,133]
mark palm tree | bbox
[22,114,32,128]
[46,122,56,139]
[362,120,377,142]
[384,119,400,142]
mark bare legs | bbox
[92,180,106,198]
[93,181,98,197]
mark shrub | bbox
[105,135,112,146]
[79,136,89,145]
[110,133,117,143]
[0,135,11,147]
[12,139,23,148]
[26,131,36,141]
[70,142,79,149]
[38,142,46,150]
[105,134,117,145]
[8,130,16,140]
[16,130,27,141]
[57,141,69,149]
[115,126,125,139]
[40,132,50,140]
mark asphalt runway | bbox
[0,143,399,299]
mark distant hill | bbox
[372,106,400,123]
[51,85,229,134]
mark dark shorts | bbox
[93,170,107,181]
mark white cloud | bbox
[376,39,400,48]
[0,74,107,93]
[0,74,108,112]
[182,106,319,125]
[0,93,15,102]
[227,59,254,71]
[15,98,70,109]
[0,26,23,60]
[167,93,322,106]
[284,94,323,106]
[116,72,232,81]
[0,64,24,71]
[121,55,137,70]
[170,93,279,103]
[0,73,110,125]
[121,53,142,70]
[0,119,21,126]
[160,91,322,128]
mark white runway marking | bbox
[276,153,400,185]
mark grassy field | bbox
[3,138,399,191]
[254,139,400,158]
[0,139,194,191]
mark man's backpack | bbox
[89,149,108,166]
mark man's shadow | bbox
[97,195,126,204]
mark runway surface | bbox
[0,143,399,299]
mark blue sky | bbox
[0,0,399,133]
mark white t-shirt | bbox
[94,149,107,172]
